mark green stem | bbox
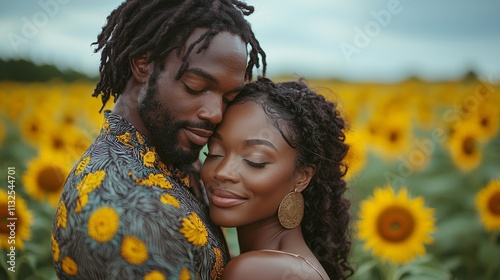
[380,261,398,280]
[485,232,499,280]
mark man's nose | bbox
[198,97,223,125]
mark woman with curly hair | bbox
[201,77,353,279]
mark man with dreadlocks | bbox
[51,0,265,279]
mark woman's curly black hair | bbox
[233,77,353,279]
[92,0,266,112]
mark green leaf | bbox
[394,256,452,280]
[352,259,378,278]
[478,237,500,267]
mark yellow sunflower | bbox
[23,152,71,207]
[85,95,114,130]
[447,121,482,172]
[411,93,436,130]
[180,213,208,246]
[472,99,499,142]
[365,109,413,161]
[19,111,53,147]
[4,86,29,122]
[343,129,367,182]
[357,186,435,264]
[39,126,73,153]
[55,103,82,128]
[0,190,34,250]
[476,179,500,232]
[70,130,93,161]
[0,120,5,145]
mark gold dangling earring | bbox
[278,189,304,229]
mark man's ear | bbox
[294,165,317,192]
[130,53,152,84]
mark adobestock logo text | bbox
[340,0,412,63]
[7,0,72,52]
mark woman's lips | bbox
[183,127,213,146]
[209,189,247,208]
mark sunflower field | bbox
[0,76,499,280]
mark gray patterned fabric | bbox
[52,111,228,280]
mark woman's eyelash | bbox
[203,152,221,158]
[203,152,268,168]
[244,160,268,168]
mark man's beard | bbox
[138,74,207,168]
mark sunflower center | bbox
[30,123,39,133]
[389,130,399,143]
[64,115,75,125]
[487,191,500,216]
[480,117,489,128]
[52,136,65,150]
[37,166,66,193]
[377,206,415,242]
[462,137,476,155]
[0,207,14,234]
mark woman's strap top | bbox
[259,249,326,280]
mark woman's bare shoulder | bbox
[221,250,324,280]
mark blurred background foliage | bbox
[0,59,499,280]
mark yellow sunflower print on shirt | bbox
[61,256,78,276]
[56,201,68,229]
[143,270,165,280]
[180,213,208,246]
[51,234,60,262]
[88,206,120,243]
[75,170,106,212]
[121,235,148,265]
[52,111,229,278]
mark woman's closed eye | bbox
[203,152,223,159]
[244,159,269,168]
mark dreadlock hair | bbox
[232,77,353,279]
[92,0,266,112]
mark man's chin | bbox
[162,146,201,168]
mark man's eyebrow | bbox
[244,139,278,151]
[186,68,217,84]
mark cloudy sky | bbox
[1,0,499,82]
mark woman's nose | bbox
[213,159,240,183]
